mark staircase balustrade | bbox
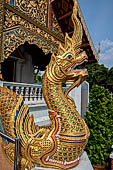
[3,81,45,105]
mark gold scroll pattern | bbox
[0,0,4,59]
[1,9,63,62]
[6,0,47,26]
[4,9,61,45]
[2,27,58,61]
[5,0,64,37]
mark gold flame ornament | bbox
[0,0,90,169]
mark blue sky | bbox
[78,0,113,68]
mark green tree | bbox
[34,72,42,83]
[85,85,113,168]
[108,67,113,84]
[85,63,109,90]
[94,65,108,85]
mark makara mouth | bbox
[66,59,88,74]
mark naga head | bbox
[46,0,88,85]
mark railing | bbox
[3,81,68,105]
[0,131,19,170]
[3,81,45,105]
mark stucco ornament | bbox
[0,0,90,169]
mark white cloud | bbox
[99,39,113,68]
[100,39,113,52]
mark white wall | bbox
[81,81,89,117]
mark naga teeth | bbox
[48,157,80,165]
[68,68,71,71]
[46,156,50,161]
[63,158,79,165]
[68,67,87,72]
[56,115,60,118]
[75,69,87,71]
[72,59,88,70]
[64,161,67,165]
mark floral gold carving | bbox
[0,0,4,61]
[3,27,58,60]
[0,8,63,62]
[7,0,47,26]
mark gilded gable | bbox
[5,0,64,38]
[0,0,97,63]
[6,0,48,25]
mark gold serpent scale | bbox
[0,0,90,169]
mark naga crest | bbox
[46,0,88,84]
[0,0,90,169]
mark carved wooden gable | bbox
[0,0,97,64]
[0,0,64,62]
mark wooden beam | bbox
[81,43,90,48]
[58,11,72,20]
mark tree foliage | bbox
[34,72,42,83]
[108,67,113,84]
[85,63,113,90]
[85,85,113,167]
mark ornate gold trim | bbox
[0,7,64,62]
[0,0,4,61]
[4,3,64,43]
[2,26,59,62]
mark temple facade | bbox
[0,0,97,137]
[0,0,97,83]
[0,1,97,169]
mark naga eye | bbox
[67,55,72,59]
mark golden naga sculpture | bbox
[0,0,90,169]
